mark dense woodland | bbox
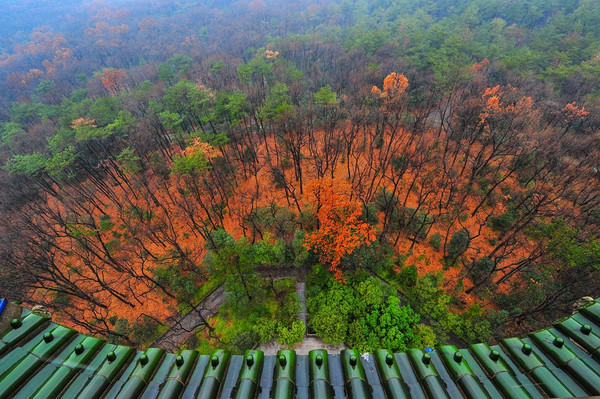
[1,0,600,352]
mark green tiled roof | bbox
[1,298,600,398]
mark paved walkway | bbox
[153,267,307,352]
[256,276,349,355]
[257,336,347,355]
[296,282,307,329]
[152,285,225,352]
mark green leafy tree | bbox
[348,296,420,352]
[446,228,471,262]
[3,153,48,178]
[260,83,293,120]
[314,85,338,107]
[116,147,141,175]
[276,320,306,346]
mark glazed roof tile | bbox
[1,297,600,398]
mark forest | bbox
[0,0,599,353]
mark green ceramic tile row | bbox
[64,343,134,398]
[580,301,600,325]
[437,345,491,398]
[373,349,410,399]
[139,352,177,397]
[233,349,264,399]
[470,343,532,399]
[272,349,296,399]
[309,349,333,399]
[0,324,54,378]
[501,337,575,398]
[104,351,143,399]
[114,347,166,398]
[558,314,600,362]
[340,349,371,399]
[195,349,231,398]
[13,334,87,399]
[0,324,76,399]
[155,350,198,399]
[180,354,209,398]
[24,335,105,399]
[0,313,49,356]
[406,348,450,399]
[530,329,600,395]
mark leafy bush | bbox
[153,264,199,303]
[99,214,114,231]
[347,296,420,352]
[247,204,297,241]
[343,240,396,276]
[429,232,442,250]
[204,228,235,252]
[132,316,162,346]
[307,269,421,350]
[276,320,306,346]
[446,228,470,260]
[469,257,495,284]
[491,210,518,233]
[406,208,432,240]
[412,323,438,348]
[397,265,418,287]
[405,273,503,343]
[229,330,261,352]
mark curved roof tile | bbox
[1,297,600,398]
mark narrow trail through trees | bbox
[153,285,225,352]
[153,266,308,351]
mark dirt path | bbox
[152,285,225,352]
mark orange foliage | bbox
[249,0,267,11]
[264,49,279,59]
[71,117,97,129]
[303,178,376,282]
[479,85,533,125]
[138,18,159,32]
[182,138,219,158]
[383,72,409,98]
[98,68,126,94]
[472,58,491,72]
[562,102,589,120]
[371,72,409,100]
[85,21,129,36]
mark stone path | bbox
[152,285,225,352]
[296,282,307,331]
[257,336,347,356]
[255,273,350,355]
[153,267,307,352]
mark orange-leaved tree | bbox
[371,72,408,99]
[303,178,376,282]
[371,72,409,114]
[97,68,126,95]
